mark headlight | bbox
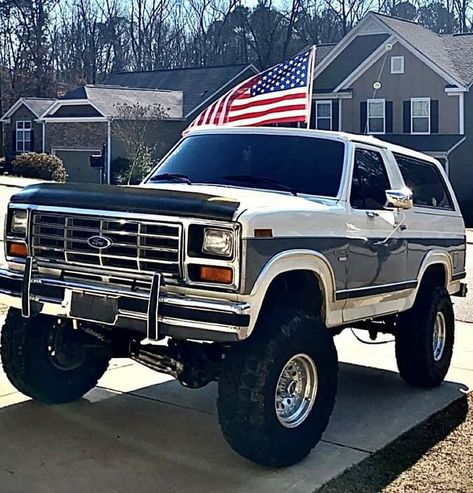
[202,228,233,257]
[10,210,27,235]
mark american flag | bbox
[185,47,316,131]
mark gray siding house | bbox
[311,12,473,224]
[1,64,258,183]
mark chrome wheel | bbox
[433,311,447,362]
[275,353,318,428]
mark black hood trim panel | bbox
[11,183,240,221]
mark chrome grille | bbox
[31,212,182,277]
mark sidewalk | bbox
[0,175,44,188]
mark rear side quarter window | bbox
[394,154,453,210]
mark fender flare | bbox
[247,249,338,330]
[416,250,453,290]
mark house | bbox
[1,98,56,162]
[310,12,473,223]
[1,64,258,183]
[40,85,183,183]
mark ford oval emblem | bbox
[87,235,112,249]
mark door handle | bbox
[366,211,379,218]
[399,224,407,231]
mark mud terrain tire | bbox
[218,308,338,467]
[1,309,110,404]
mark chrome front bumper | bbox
[0,260,251,343]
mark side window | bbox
[394,154,453,210]
[351,149,391,210]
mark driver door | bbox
[342,146,408,321]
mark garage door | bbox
[54,150,102,184]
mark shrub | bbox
[111,157,131,185]
[12,153,66,182]
[113,148,155,185]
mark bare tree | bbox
[111,101,169,184]
[2,0,473,127]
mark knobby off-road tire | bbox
[1,309,111,404]
[217,308,338,467]
[395,286,454,388]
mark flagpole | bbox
[306,45,317,129]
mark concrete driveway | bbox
[0,181,471,492]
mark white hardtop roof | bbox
[186,126,439,165]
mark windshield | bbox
[147,133,345,197]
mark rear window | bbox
[394,154,453,210]
[148,133,345,197]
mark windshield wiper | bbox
[223,175,297,196]
[149,173,192,184]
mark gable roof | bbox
[44,85,183,120]
[0,97,56,121]
[316,12,473,91]
[103,64,258,118]
[371,12,473,87]
[314,33,390,91]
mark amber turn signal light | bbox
[7,242,27,258]
[199,266,233,284]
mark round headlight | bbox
[202,228,233,257]
[11,210,27,235]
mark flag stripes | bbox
[185,47,315,132]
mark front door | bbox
[342,146,408,320]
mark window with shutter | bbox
[411,98,430,134]
[367,99,385,134]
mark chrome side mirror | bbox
[385,188,413,210]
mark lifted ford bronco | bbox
[0,127,467,467]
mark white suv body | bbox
[0,127,467,467]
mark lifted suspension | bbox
[130,339,224,388]
[73,320,225,389]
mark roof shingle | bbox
[57,86,183,119]
[85,86,183,119]
[103,64,257,117]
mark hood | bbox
[11,182,334,223]
[10,183,240,221]
[142,182,336,215]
